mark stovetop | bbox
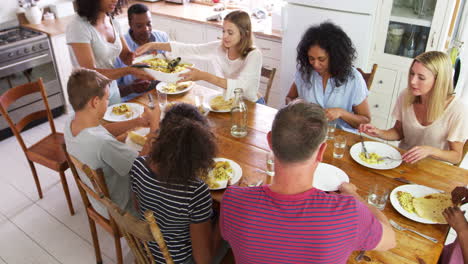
[0,27,46,48]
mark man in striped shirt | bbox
[220,102,396,263]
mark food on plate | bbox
[209,95,234,111]
[397,191,415,213]
[112,104,133,118]
[140,57,192,73]
[197,105,209,115]
[128,131,147,146]
[396,191,452,223]
[162,81,193,93]
[413,193,452,224]
[200,161,233,189]
[359,152,383,164]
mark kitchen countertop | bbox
[21,1,281,41]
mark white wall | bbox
[1,0,68,24]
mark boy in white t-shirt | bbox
[64,68,159,216]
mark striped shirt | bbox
[220,185,382,264]
[130,157,213,264]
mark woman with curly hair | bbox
[66,0,154,105]
[285,22,370,132]
[360,51,467,164]
[130,103,218,263]
[135,10,263,103]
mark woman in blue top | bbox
[285,22,371,132]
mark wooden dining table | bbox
[132,84,468,264]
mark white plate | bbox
[125,127,150,152]
[206,94,232,113]
[103,103,144,122]
[132,54,193,83]
[156,81,193,95]
[390,184,445,224]
[313,163,349,191]
[208,158,242,190]
[350,141,402,170]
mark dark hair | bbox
[296,22,356,87]
[127,3,149,22]
[76,0,128,25]
[224,10,255,59]
[148,103,217,186]
[271,102,327,163]
[67,68,111,111]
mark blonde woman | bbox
[360,51,468,164]
[136,10,263,103]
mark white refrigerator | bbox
[279,0,379,104]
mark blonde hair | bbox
[224,10,255,59]
[67,68,111,111]
[405,51,454,122]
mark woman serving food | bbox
[135,10,263,103]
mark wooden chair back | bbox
[100,197,174,264]
[357,64,378,90]
[0,78,56,153]
[261,66,277,104]
[456,141,468,167]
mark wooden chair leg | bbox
[114,234,123,264]
[88,217,103,264]
[27,160,43,199]
[59,170,75,215]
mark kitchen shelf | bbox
[390,6,432,27]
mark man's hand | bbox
[338,182,358,196]
[131,80,151,94]
[139,104,161,129]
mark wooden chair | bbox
[357,64,378,90]
[456,141,468,167]
[261,66,277,104]
[62,144,124,264]
[0,78,74,215]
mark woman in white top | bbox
[360,51,468,164]
[136,10,263,103]
[66,0,153,105]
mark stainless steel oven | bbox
[0,27,64,140]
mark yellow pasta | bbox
[359,152,383,164]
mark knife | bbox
[359,132,370,159]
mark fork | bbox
[359,132,370,159]
[389,220,438,243]
[377,156,402,162]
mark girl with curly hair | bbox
[285,22,371,132]
[129,103,219,263]
[360,51,467,164]
[135,10,263,103]
[66,0,154,105]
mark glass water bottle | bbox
[230,88,248,138]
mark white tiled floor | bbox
[0,113,465,263]
[0,113,131,264]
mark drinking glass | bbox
[327,121,336,140]
[157,90,167,110]
[367,184,389,210]
[333,135,346,158]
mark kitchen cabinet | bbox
[369,0,456,129]
[50,33,73,112]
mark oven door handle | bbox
[0,54,49,71]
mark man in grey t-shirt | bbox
[64,68,160,217]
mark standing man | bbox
[115,3,169,101]
[220,102,396,263]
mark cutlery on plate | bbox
[147,94,155,110]
[389,220,438,243]
[378,156,402,162]
[359,132,370,159]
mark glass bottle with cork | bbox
[230,88,248,138]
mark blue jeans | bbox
[256,97,266,105]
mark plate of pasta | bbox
[103,103,144,122]
[206,94,234,113]
[132,54,194,83]
[156,81,194,95]
[350,141,402,170]
[200,158,242,190]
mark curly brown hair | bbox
[148,103,217,186]
[76,0,129,25]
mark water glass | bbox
[333,135,346,158]
[367,184,389,210]
[157,90,167,110]
[327,121,336,140]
